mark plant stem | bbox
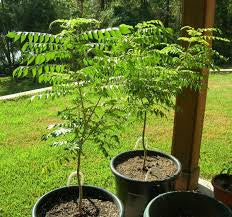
[77,83,85,215]
[142,110,147,170]
[77,147,83,215]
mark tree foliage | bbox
[7,18,131,214]
[8,18,228,188]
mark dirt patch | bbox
[116,155,177,181]
[44,198,119,217]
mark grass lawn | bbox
[0,76,47,96]
[0,73,232,217]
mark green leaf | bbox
[27,56,35,65]
[28,33,34,43]
[17,67,23,77]
[21,33,27,43]
[83,33,89,40]
[22,43,29,52]
[50,65,55,72]
[34,33,39,43]
[55,36,60,43]
[88,31,93,40]
[32,68,37,77]
[35,56,41,65]
[113,28,122,37]
[105,30,111,38]
[44,65,50,73]
[97,30,104,40]
[50,35,55,43]
[39,34,45,43]
[110,29,117,37]
[7,32,17,39]
[42,43,47,51]
[83,59,88,66]
[37,67,43,75]
[93,30,98,40]
[56,65,61,72]
[35,55,46,65]
[38,74,45,83]
[22,67,29,77]
[12,67,19,77]
[45,53,52,62]
[14,33,21,42]
[61,65,65,72]
[45,34,50,43]
[119,24,133,34]
[54,44,58,51]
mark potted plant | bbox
[7,18,130,217]
[110,23,229,217]
[212,162,232,209]
[144,191,232,217]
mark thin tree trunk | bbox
[142,111,147,170]
[165,0,170,26]
[1,0,4,9]
[77,148,83,215]
[100,0,105,10]
[76,0,84,17]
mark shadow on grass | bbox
[0,76,48,96]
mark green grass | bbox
[0,76,47,96]
[0,73,232,216]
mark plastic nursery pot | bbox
[32,185,124,217]
[110,150,181,217]
[143,191,232,217]
[212,174,232,209]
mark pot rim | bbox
[110,149,182,184]
[144,191,232,216]
[212,174,232,195]
[32,185,124,217]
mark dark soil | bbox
[116,155,177,181]
[215,175,232,192]
[44,198,119,217]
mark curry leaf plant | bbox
[106,21,229,171]
[7,18,131,215]
[7,18,229,213]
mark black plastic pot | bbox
[32,185,124,217]
[143,191,232,217]
[110,150,181,217]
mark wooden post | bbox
[171,0,216,190]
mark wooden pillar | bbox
[171,0,216,190]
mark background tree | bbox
[0,0,231,76]
[214,0,232,65]
[0,0,57,75]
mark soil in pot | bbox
[34,186,123,217]
[44,198,119,217]
[116,155,177,181]
[213,175,232,192]
[111,150,181,217]
[212,174,232,208]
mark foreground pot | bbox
[110,150,181,217]
[144,191,232,217]
[32,185,124,217]
[212,174,232,208]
